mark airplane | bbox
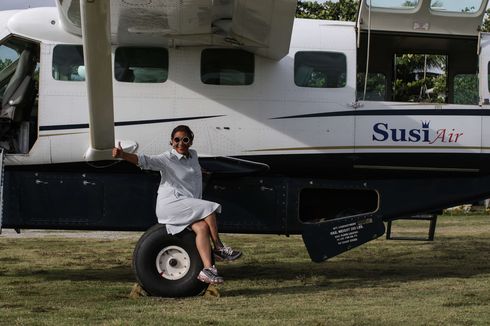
[1,0,490,297]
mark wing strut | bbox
[80,0,115,161]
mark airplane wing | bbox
[55,0,297,161]
[57,0,297,60]
[357,0,490,36]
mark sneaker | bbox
[209,265,218,275]
[197,267,224,285]
[214,245,242,261]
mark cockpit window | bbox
[0,43,21,97]
[368,0,420,9]
[430,0,484,13]
[0,38,24,98]
[0,44,19,71]
[52,45,85,81]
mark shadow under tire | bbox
[132,224,208,297]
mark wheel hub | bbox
[155,245,191,280]
[168,258,178,267]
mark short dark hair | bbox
[171,125,194,140]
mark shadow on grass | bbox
[7,236,490,297]
[0,257,22,263]
[220,237,490,296]
[15,265,135,283]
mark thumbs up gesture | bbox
[112,141,124,158]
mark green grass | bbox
[1,215,490,325]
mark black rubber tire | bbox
[132,224,208,297]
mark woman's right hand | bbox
[112,142,124,158]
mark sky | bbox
[0,0,55,9]
[0,0,55,10]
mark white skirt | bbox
[155,195,221,235]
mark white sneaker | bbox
[214,246,242,261]
[197,267,224,284]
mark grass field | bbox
[1,215,490,325]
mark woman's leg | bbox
[203,212,224,248]
[203,212,242,261]
[191,220,213,268]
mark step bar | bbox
[386,214,438,241]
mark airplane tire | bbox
[132,224,208,297]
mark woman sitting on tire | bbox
[112,125,241,285]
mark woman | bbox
[112,125,241,285]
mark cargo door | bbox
[480,33,490,153]
[358,0,489,37]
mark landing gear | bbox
[132,224,208,297]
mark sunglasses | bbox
[172,136,191,144]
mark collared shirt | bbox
[137,148,202,200]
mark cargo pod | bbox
[300,187,384,263]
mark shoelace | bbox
[208,266,218,275]
[220,246,234,255]
[205,269,222,281]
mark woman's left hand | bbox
[112,142,124,158]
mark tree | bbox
[403,1,418,7]
[430,1,443,8]
[0,58,13,73]
[482,9,490,32]
[296,0,358,21]
[393,54,447,103]
[453,74,479,105]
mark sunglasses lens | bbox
[173,137,190,144]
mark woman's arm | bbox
[113,142,167,170]
[112,142,139,165]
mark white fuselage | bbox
[1,8,487,167]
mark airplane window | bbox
[114,47,168,83]
[454,74,478,105]
[357,73,386,100]
[52,45,85,81]
[430,0,483,13]
[369,0,420,9]
[393,53,446,102]
[294,51,346,88]
[201,49,254,86]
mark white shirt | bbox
[137,148,220,234]
[138,149,202,200]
